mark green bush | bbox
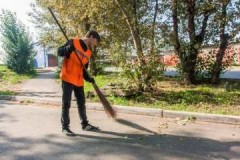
[0,10,36,74]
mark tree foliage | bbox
[30,0,240,87]
[30,0,165,91]
[161,0,240,84]
[29,0,125,75]
[0,10,36,74]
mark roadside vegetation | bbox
[0,1,239,117]
[85,73,240,116]
[0,65,36,95]
[0,10,36,95]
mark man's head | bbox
[85,30,100,51]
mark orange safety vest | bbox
[60,38,92,86]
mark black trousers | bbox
[61,81,88,129]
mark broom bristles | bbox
[93,83,116,118]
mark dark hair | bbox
[86,30,100,42]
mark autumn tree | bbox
[210,0,240,84]
[171,0,216,84]
[29,0,102,75]
[160,0,240,84]
[30,0,165,91]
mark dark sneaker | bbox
[62,128,75,136]
[82,123,99,131]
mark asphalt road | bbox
[0,100,240,160]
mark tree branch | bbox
[150,0,158,53]
[114,0,144,63]
[196,0,215,44]
[186,0,196,41]
[172,0,180,52]
[196,14,209,44]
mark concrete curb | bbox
[163,110,240,125]
[1,95,240,125]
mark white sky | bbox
[0,0,36,36]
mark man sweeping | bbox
[58,30,101,136]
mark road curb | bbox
[1,95,240,125]
[163,110,240,125]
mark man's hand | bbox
[89,77,95,84]
[66,40,75,53]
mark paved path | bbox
[17,68,62,99]
[0,100,240,160]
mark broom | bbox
[48,7,116,118]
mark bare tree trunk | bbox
[182,50,198,84]
[211,1,229,84]
[90,49,98,76]
[82,16,98,75]
[184,0,197,84]
[150,0,158,54]
[211,34,229,84]
[114,0,145,65]
[173,0,197,84]
[172,0,212,84]
[115,0,146,91]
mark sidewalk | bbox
[1,100,240,160]
[1,68,240,125]
[1,68,240,159]
[16,67,62,98]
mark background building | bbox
[161,43,240,66]
[34,44,58,68]
[0,50,4,65]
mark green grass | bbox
[0,90,16,95]
[84,74,118,94]
[86,74,240,116]
[0,65,36,95]
[1,64,239,116]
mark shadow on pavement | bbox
[0,100,17,108]
[36,69,56,73]
[0,130,239,160]
[73,131,240,158]
[17,91,61,98]
[49,132,240,159]
[0,113,17,123]
[34,72,56,80]
[115,118,158,134]
[0,101,17,122]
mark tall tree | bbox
[0,10,35,74]
[210,0,239,84]
[161,0,240,84]
[30,0,122,75]
[171,0,215,84]
[30,0,165,91]
[100,0,165,91]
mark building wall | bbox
[237,46,240,65]
[0,45,58,67]
[34,46,48,68]
[162,43,240,66]
[48,54,58,67]
[0,49,5,64]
